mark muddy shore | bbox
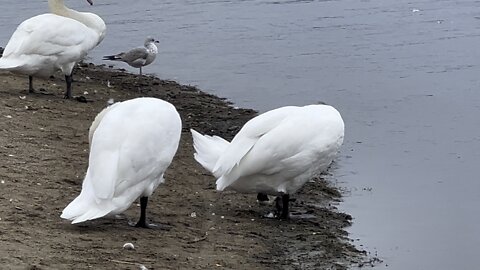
[0,64,363,269]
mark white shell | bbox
[123,243,135,250]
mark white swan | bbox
[0,0,106,99]
[191,104,345,219]
[61,97,182,227]
[103,37,159,75]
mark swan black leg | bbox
[129,197,171,230]
[28,76,34,93]
[281,193,290,219]
[64,74,73,99]
[275,193,290,219]
[135,196,149,228]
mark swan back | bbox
[193,104,345,194]
[221,105,344,193]
[88,102,119,145]
[61,97,182,223]
[88,97,181,199]
[213,106,300,176]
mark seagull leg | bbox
[64,74,73,99]
[139,67,142,76]
[28,76,34,93]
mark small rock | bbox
[123,243,135,250]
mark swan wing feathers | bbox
[87,98,181,200]
[215,105,345,191]
[2,14,94,60]
[88,103,119,145]
[212,106,299,176]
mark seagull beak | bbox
[87,0,93,5]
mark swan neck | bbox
[49,0,69,15]
[48,0,106,40]
[49,0,86,22]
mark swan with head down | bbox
[191,104,345,219]
[61,97,182,228]
[0,0,106,99]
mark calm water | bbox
[1,0,480,269]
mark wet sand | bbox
[0,64,363,269]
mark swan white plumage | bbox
[61,97,182,227]
[103,37,159,75]
[191,104,344,219]
[0,0,106,99]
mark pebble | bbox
[123,243,135,250]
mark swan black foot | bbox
[129,197,171,230]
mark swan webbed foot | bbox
[27,86,53,96]
[129,196,171,230]
[128,220,172,230]
[131,219,150,228]
[257,192,270,205]
[74,96,88,103]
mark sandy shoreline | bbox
[0,63,363,269]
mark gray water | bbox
[1,0,480,269]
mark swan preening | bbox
[191,104,345,219]
[103,37,159,75]
[61,98,182,227]
[0,0,106,98]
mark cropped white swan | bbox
[0,0,106,99]
[61,98,182,227]
[191,104,344,218]
[103,37,159,75]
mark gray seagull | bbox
[103,37,159,75]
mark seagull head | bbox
[145,37,160,45]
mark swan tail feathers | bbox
[61,193,115,224]
[61,179,116,224]
[0,58,23,70]
[190,129,230,176]
[216,175,232,191]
